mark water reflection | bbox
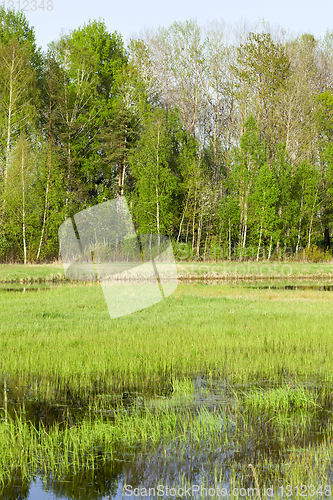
[0,284,67,293]
[2,280,333,293]
[244,284,333,291]
[2,376,333,499]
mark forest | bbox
[1,8,333,263]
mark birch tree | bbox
[48,34,100,216]
[4,136,38,262]
[129,108,182,243]
[0,40,37,212]
[235,32,291,157]
[145,20,206,138]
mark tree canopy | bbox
[1,12,333,262]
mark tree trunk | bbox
[203,233,209,262]
[37,72,52,261]
[185,220,189,245]
[156,184,160,249]
[308,187,318,249]
[276,206,282,260]
[21,145,27,264]
[121,164,126,196]
[156,123,160,250]
[65,137,71,218]
[191,188,197,254]
[238,194,243,257]
[203,213,212,261]
[324,225,330,251]
[268,235,273,260]
[177,187,190,243]
[196,211,203,258]
[228,218,231,261]
[242,201,248,249]
[296,180,304,255]
[241,184,252,259]
[0,47,15,227]
[37,151,51,261]
[119,156,122,198]
[4,46,16,188]
[256,222,263,262]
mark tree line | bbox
[1,9,333,263]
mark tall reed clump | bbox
[0,396,230,485]
[243,385,320,414]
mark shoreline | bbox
[1,261,333,283]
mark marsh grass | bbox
[0,393,229,485]
[1,380,333,494]
[243,385,321,414]
[2,282,333,400]
[177,261,333,279]
[1,275,333,494]
[236,384,327,446]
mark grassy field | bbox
[1,281,333,386]
[1,265,333,497]
[0,262,65,282]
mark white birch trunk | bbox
[296,181,304,255]
[308,188,318,249]
[156,121,160,250]
[21,145,27,264]
[256,221,263,262]
[37,145,51,261]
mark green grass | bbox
[1,281,333,394]
[1,380,331,493]
[243,385,321,413]
[1,276,333,494]
[0,382,230,485]
[0,263,65,282]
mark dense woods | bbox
[1,9,333,262]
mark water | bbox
[2,376,333,499]
[2,280,333,293]
[243,284,333,291]
[0,283,67,293]
[5,473,125,499]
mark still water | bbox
[2,375,333,499]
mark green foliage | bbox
[304,245,332,262]
[236,32,291,96]
[0,5,42,71]
[317,91,333,138]
[129,107,184,236]
[1,17,333,262]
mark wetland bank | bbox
[1,263,333,499]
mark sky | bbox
[8,0,333,51]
